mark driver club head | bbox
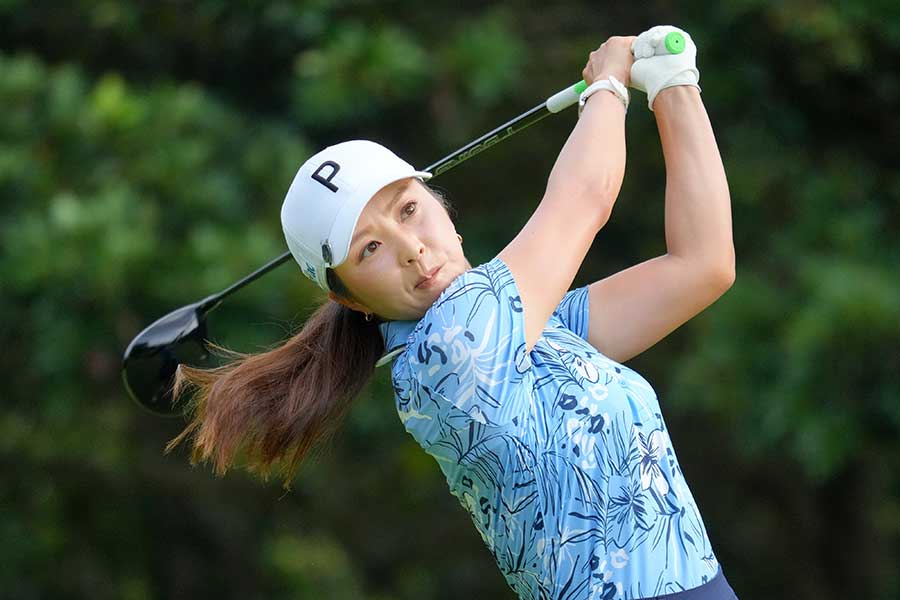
[122,301,214,417]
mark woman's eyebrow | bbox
[350,181,412,250]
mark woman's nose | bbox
[398,231,425,264]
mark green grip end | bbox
[664,31,685,54]
[545,79,588,113]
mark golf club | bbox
[122,30,688,417]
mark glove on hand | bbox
[630,25,701,111]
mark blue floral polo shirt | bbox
[378,256,720,599]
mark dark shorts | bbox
[646,565,739,600]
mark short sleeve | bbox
[552,284,591,341]
[406,256,532,428]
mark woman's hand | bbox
[630,25,701,111]
[582,36,637,87]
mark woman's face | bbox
[329,177,471,322]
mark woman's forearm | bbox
[544,89,626,226]
[654,86,735,276]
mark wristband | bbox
[578,75,629,116]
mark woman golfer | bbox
[169,25,738,600]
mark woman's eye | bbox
[361,241,379,259]
[360,202,417,260]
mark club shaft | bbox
[426,102,551,176]
[203,99,561,307]
[200,251,295,311]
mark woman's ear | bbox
[328,291,370,314]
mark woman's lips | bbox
[416,265,443,289]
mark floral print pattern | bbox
[379,257,720,599]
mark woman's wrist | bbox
[586,71,629,87]
[651,84,701,112]
[579,76,629,115]
[580,87,627,116]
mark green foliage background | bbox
[2,1,898,598]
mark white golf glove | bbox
[630,25,702,111]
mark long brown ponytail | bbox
[165,184,454,490]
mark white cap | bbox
[280,140,432,292]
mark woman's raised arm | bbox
[498,36,634,351]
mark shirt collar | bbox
[376,319,419,368]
